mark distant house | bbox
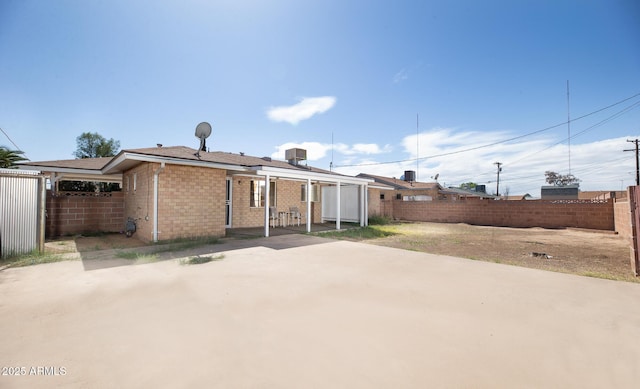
[357,172,441,201]
[20,146,372,242]
[502,194,534,200]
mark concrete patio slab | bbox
[1,234,639,388]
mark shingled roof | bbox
[356,173,441,190]
[20,157,113,171]
[113,146,338,175]
[19,145,368,185]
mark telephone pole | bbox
[625,139,640,186]
[494,162,503,196]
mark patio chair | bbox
[289,206,303,226]
[269,206,279,228]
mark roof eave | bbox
[102,152,251,174]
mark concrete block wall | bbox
[391,198,615,231]
[614,199,632,240]
[156,164,226,242]
[46,191,124,237]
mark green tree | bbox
[73,132,120,158]
[59,132,121,192]
[459,182,477,190]
[544,171,580,186]
[0,146,28,168]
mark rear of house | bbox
[21,146,372,242]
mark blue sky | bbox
[1,0,639,195]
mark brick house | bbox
[21,146,372,242]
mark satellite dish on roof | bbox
[194,121,212,157]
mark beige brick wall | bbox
[614,199,632,239]
[157,164,226,241]
[368,188,395,217]
[230,178,323,228]
[393,198,615,231]
[123,163,226,242]
[46,192,124,237]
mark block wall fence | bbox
[46,191,124,237]
[389,198,616,231]
[44,183,637,241]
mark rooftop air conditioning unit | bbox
[403,170,416,182]
[286,148,307,165]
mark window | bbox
[396,193,402,200]
[380,193,385,200]
[250,180,276,207]
[301,184,320,202]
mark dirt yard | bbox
[364,222,637,283]
[40,222,637,283]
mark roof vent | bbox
[285,148,307,166]
[262,156,272,162]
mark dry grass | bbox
[330,222,639,283]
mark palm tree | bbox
[0,146,28,168]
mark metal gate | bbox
[0,169,46,258]
[628,186,640,276]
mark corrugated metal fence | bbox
[0,168,46,258]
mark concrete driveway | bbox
[1,235,639,388]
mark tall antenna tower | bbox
[416,113,419,181]
[567,80,571,174]
[330,132,334,172]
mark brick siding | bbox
[46,191,124,237]
[123,163,226,242]
[391,198,615,231]
[230,179,321,228]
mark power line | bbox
[504,100,640,169]
[0,127,29,160]
[335,91,640,168]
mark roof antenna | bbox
[416,113,419,181]
[566,80,571,174]
[194,122,212,158]
[330,131,334,172]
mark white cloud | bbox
[271,142,332,161]
[266,96,337,125]
[333,128,638,196]
[271,141,393,161]
[392,68,408,83]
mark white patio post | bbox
[336,181,341,230]
[264,174,270,237]
[306,178,312,233]
[364,184,369,226]
[360,184,366,227]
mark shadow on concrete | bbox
[74,225,349,271]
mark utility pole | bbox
[625,139,640,186]
[494,162,503,196]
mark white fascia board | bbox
[253,166,373,185]
[102,152,250,174]
[18,164,111,177]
